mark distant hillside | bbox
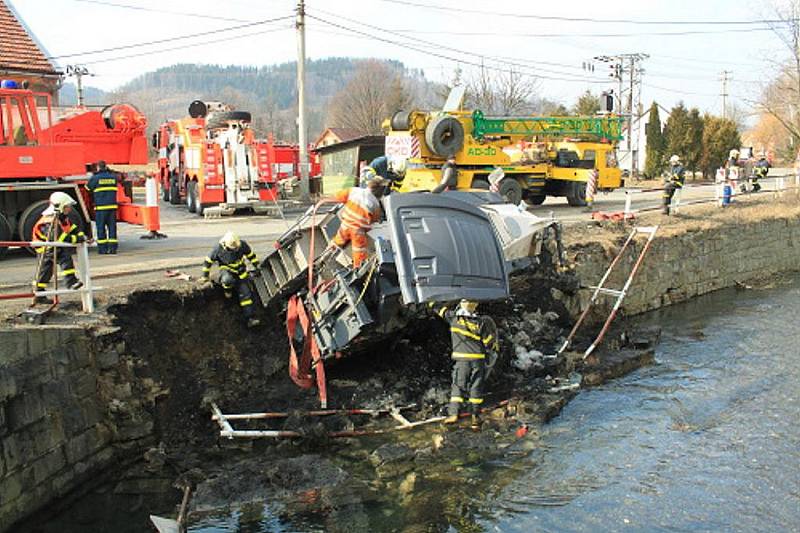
[109,58,441,142]
[58,83,108,107]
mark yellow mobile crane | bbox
[386,109,624,206]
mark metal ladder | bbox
[557,225,659,360]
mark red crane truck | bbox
[0,84,160,258]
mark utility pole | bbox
[720,70,732,119]
[65,65,90,107]
[591,53,648,177]
[296,0,310,201]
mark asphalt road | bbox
[1,173,793,294]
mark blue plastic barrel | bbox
[0,80,18,89]
[722,184,732,205]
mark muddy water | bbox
[188,276,800,532]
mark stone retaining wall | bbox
[0,326,156,531]
[562,216,800,320]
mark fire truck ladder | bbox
[557,225,659,360]
[471,110,625,141]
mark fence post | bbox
[76,242,94,313]
[623,190,633,216]
[585,170,598,209]
[672,187,682,214]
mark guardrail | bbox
[0,241,97,312]
[622,173,800,216]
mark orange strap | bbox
[285,294,328,406]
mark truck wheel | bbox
[169,174,181,205]
[390,110,412,131]
[187,181,197,213]
[525,194,546,206]
[425,115,464,158]
[206,111,252,130]
[498,179,523,205]
[0,212,12,259]
[566,182,588,207]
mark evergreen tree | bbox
[572,90,601,115]
[644,102,665,178]
[664,103,704,177]
[701,115,741,178]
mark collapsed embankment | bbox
[3,195,800,530]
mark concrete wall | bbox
[0,326,155,531]
[562,216,800,320]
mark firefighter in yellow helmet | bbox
[430,299,499,430]
[202,231,261,327]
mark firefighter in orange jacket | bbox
[330,177,385,268]
[32,192,86,304]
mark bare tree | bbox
[761,1,800,142]
[465,66,538,115]
[326,60,413,134]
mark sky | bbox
[10,0,792,121]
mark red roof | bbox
[315,127,366,147]
[0,0,59,75]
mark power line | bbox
[48,15,295,59]
[308,9,611,84]
[80,26,293,65]
[379,26,779,38]
[71,0,251,22]
[375,0,795,26]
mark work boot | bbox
[33,296,54,305]
[662,206,670,216]
[443,414,458,425]
[470,414,481,431]
[246,317,261,328]
[67,279,83,290]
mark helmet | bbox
[220,231,241,250]
[729,149,740,158]
[459,299,478,313]
[49,191,76,212]
[759,152,767,159]
[669,155,681,164]
[389,157,407,177]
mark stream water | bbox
[28,275,800,532]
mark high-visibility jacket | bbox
[203,241,259,280]
[32,212,86,253]
[755,159,770,178]
[432,304,499,360]
[87,170,120,210]
[334,187,381,231]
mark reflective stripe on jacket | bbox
[32,213,85,251]
[334,187,381,231]
[87,170,119,209]
[432,304,499,360]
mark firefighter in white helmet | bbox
[201,231,262,327]
[662,155,685,215]
[31,192,87,304]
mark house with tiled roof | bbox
[314,127,366,150]
[0,0,61,103]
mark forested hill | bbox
[101,58,434,142]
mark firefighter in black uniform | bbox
[32,192,86,304]
[202,231,262,328]
[753,153,770,193]
[662,154,685,215]
[431,299,499,430]
[86,161,120,254]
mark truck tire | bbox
[0,212,12,259]
[18,199,50,252]
[498,178,523,205]
[424,115,464,158]
[390,110,412,131]
[524,194,546,206]
[566,182,588,207]
[188,100,208,118]
[169,174,181,205]
[206,111,251,130]
[187,181,197,213]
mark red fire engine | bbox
[0,84,160,258]
[155,101,319,215]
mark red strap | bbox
[286,295,328,407]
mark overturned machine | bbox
[252,190,562,407]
